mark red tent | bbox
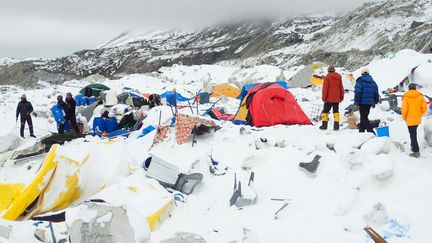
[245,83,311,127]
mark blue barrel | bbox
[82,96,89,106]
[93,117,106,133]
[51,105,66,124]
[105,118,118,133]
[75,95,84,106]
[88,96,96,105]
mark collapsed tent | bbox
[211,84,241,99]
[77,101,99,122]
[160,91,194,106]
[235,83,311,127]
[289,63,325,88]
[206,108,236,121]
[79,83,110,98]
[0,141,172,230]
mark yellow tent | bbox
[234,90,254,123]
[0,145,58,220]
[211,84,241,98]
[1,141,172,231]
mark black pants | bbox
[20,116,34,137]
[322,102,339,113]
[59,116,80,134]
[358,105,375,134]
[408,125,419,152]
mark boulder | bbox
[363,203,388,226]
[340,149,366,169]
[368,155,394,182]
[360,137,395,155]
[0,132,21,153]
[67,203,138,243]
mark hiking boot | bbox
[409,152,420,158]
[30,134,36,138]
[334,122,339,131]
[299,155,322,174]
[319,121,328,130]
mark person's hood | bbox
[403,90,423,99]
[326,72,341,79]
[359,74,375,83]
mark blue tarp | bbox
[137,125,156,139]
[122,87,143,98]
[237,81,288,100]
[160,91,194,106]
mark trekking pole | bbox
[364,226,387,243]
[187,100,194,114]
[48,221,57,243]
[158,110,162,126]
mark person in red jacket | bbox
[320,66,344,130]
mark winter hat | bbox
[21,94,26,99]
[66,92,72,98]
[57,95,63,101]
[327,66,336,72]
[361,68,369,74]
[408,83,417,90]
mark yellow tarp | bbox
[29,155,89,218]
[146,200,173,230]
[0,184,25,212]
[0,145,58,220]
[211,84,241,98]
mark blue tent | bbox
[160,91,194,106]
[237,81,288,100]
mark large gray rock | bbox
[68,203,135,243]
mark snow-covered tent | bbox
[289,63,326,88]
[0,141,173,230]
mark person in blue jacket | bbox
[354,68,380,134]
[58,93,80,134]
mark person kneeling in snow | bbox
[402,83,428,158]
[320,66,344,131]
[354,68,379,134]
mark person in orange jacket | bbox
[402,83,428,158]
[320,66,344,130]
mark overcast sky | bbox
[0,0,370,59]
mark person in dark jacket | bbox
[354,68,380,134]
[320,66,344,130]
[16,94,35,138]
[59,92,80,134]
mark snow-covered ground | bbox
[0,49,432,242]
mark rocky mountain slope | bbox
[0,0,431,87]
